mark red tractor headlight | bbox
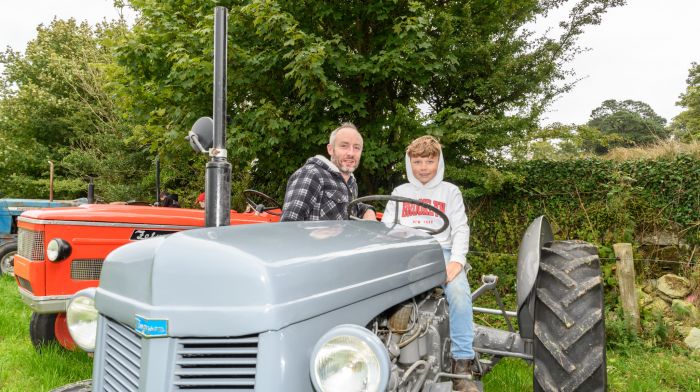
[47,238,71,262]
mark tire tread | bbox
[30,312,58,350]
[533,240,607,392]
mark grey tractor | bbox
[53,199,606,392]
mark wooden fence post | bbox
[613,243,640,332]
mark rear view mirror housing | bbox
[186,117,214,153]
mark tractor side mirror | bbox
[186,117,214,153]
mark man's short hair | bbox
[406,135,442,158]
[329,122,358,145]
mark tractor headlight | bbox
[66,288,98,352]
[310,324,390,392]
[47,238,71,262]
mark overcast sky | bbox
[1,0,699,126]
[537,0,700,125]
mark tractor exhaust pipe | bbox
[87,177,94,204]
[205,6,232,227]
[48,161,54,202]
[155,157,161,206]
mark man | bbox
[281,122,376,221]
[196,192,206,209]
[159,191,180,208]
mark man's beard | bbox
[330,153,358,174]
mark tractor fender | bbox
[515,216,553,339]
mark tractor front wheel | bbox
[533,240,606,392]
[30,312,77,351]
[0,241,17,277]
[30,312,57,350]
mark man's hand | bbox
[445,261,464,283]
[362,209,377,221]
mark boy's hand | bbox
[362,209,377,220]
[445,261,464,283]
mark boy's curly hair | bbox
[406,135,442,158]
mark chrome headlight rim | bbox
[47,238,71,262]
[309,324,390,392]
[66,288,98,352]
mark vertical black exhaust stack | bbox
[155,157,161,205]
[205,6,232,227]
[87,177,94,204]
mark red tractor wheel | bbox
[30,312,77,351]
[55,313,77,350]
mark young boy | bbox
[381,135,477,392]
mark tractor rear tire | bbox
[533,240,606,392]
[49,380,92,392]
[30,312,58,350]
[0,241,17,277]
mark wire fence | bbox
[468,250,699,266]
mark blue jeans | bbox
[442,249,475,360]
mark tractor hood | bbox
[0,198,86,215]
[19,204,219,229]
[96,220,445,336]
[18,204,206,227]
[18,204,276,230]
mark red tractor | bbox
[14,192,281,350]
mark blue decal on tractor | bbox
[135,315,169,338]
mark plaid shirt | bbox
[281,155,371,221]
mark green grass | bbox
[483,348,700,392]
[2,275,700,391]
[607,347,700,391]
[482,357,533,391]
[0,274,91,392]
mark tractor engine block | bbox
[371,290,452,392]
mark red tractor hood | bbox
[17,204,263,226]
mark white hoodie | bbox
[381,151,470,267]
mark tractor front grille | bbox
[71,259,104,280]
[95,318,259,391]
[173,336,259,390]
[17,228,44,261]
[102,318,142,392]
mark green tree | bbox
[0,18,151,201]
[586,99,669,153]
[0,18,98,194]
[671,62,700,141]
[115,0,624,200]
[58,21,158,202]
[505,122,620,161]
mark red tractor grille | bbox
[71,259,104,280]
[17,228,45,261]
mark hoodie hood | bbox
[309,155,356,179]
[310,155,339,172]
[405,150,445,189]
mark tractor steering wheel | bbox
[242,189,283,216]
[346,195,449,235]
